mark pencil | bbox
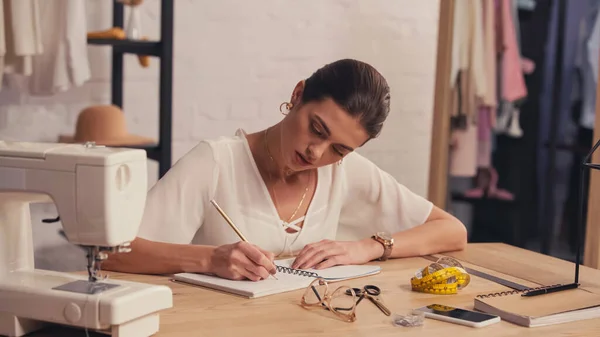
[209,199,278,280]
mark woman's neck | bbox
[262,124,294,182]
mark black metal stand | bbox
[88,0,174,178]
[524,137,600,297]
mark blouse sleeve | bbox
[136,141,218,244]
[336,151,434,241]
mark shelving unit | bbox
[88,0,174,178]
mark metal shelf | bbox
[88,0,173,178]
[87,38,162,56]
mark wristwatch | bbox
[371,231,394,261]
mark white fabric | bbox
[137,129,434,256]
[0,0,89,94]
[27,0,90,95]
[449,0,464,87]
[449,0,486,99]
[0,0,44,87]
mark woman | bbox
[102,59,467,281]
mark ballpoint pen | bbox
[521,283,578,297]
[210,199,278,280]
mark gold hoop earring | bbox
[279,102,293,115]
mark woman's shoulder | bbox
[198,128,244,146]
[337,150,379,174]
[181,128,251,165]
[186,128,246,153]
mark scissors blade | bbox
[368,296,391,316]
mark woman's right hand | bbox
[209,241,277,281]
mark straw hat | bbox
[59,105,155,146]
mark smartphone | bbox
[414,304,500,328]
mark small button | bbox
[115,164,131,191]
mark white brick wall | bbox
[0,0,440,271]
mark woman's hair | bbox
[301,59,391,140]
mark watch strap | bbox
[372,235,393,261]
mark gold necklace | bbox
[264,128,311,225]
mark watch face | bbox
[377,231,392,241]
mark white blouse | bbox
[137,129,433,257]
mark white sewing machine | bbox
[0,141,172,337]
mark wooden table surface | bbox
[29,243,600,336]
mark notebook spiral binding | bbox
[476,284,563,298]
[275,265,319,278]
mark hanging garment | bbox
[499,0,528,103]
[449,0,486,177]
[533,0,560,239]
[572,2,596,129]
[507,0,524,138]
[482,0,498,109]
[26,0,90,95]
[0,0,44,89]
[533,0,595,248]
[512,0,522,46]
[477,107,493,168]
[449,0,487,124]
[475,0,497,168]
[517,0,537,11]
[450,122,479,178]
[576,4,600,130]
[495,0,527,137]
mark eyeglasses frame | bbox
[300,277,359,322]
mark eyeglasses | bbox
[300,278,358,322]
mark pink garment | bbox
[521,57,535,74]
[498,0,527,102]
[449,123,478,177]
[481,0,497,108]
[449,0,485,178]
[477,107,492,167]
[478,107,492,141]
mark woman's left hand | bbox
[291,238,384,270]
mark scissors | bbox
[345,285,391,316]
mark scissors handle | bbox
[368,296,391,316]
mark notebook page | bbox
[477,288,600,318]
[173,259,381,298]
[172,269,313,298]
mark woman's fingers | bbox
[292,240,327,268]
[258,247,276,264]
[244,263,270,280]
[293,241,340,269]
[238,242,277,275]
[299,249,338,269]
[230,242,275,280]
[314,256,340,270]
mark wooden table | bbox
[30,243,600,336]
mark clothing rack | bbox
[87,0,174,178]
[448,0,575,255]
[539,0,567,254]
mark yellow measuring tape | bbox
[410,257,470,295]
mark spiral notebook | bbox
[473,286,600,327]
[171,258,381,298]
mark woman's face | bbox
[278,82,370,172]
